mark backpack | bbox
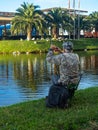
[46,84,69,108]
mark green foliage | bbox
[11,2,44,40]
[0,87,98,130]
[87,11,98,31]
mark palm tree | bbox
[45,8,64,39]
[62,10,73,38]
[74,15,91,38]
[11,2,44,40]
[87,11,98,32]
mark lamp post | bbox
[73,0,76,39]
[68,0,70,39]
[78,0,80,39]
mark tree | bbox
[11,2,44,40]
[87,11,98,32]
[46,8,65,39]
[62,10,73,39]
[74,15,91,38]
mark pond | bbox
[0,51,98,107]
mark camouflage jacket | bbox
[46,50,80,86]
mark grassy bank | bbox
[0,87,98,130]
[0,38,98,54]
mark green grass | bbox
[0,87,98,130]
[72,38,98,50]
[0,38,98,53]
[0,40,51,53]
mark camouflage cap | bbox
[62,41,73,50]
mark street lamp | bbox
[68,0,70,39]
[73,0,76,39]
[78,0,80,39]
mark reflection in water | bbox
[78,54,98,89]
[0,52,98,107]
[80,55,98,70]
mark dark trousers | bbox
[51,74,75,99]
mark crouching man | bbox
[46,41,80,108]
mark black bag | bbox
[46,84,69,108]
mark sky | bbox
[0,0,98,15]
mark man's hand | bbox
[50,45,62,52]
[50,45,57,49]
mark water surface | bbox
[0,51,98,107]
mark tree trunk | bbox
[27,26,32,41]
[52,26,59,39]
[95,24,98,32]
[27,31,31,41]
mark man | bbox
[46,41,80,97]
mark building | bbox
[0,11,15,37]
